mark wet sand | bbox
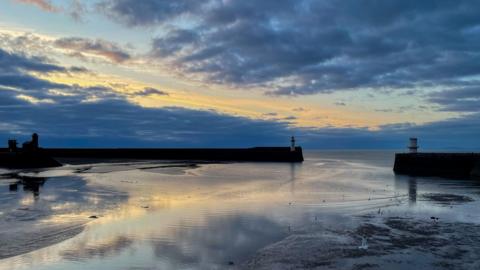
[244,215,480,269]
[0,151,479,269]
[0,162,194,260]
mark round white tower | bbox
[408,137,418,153]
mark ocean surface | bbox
[1,151,480,269]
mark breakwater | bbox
[0,147,303,168]
[0,134,303,168]
[0,151,62,169]
[39,147,304,162]
[394,153,480,179]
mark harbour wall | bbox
[38,147,305,162]
[394,153,480,179]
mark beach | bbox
[1,151,479,269]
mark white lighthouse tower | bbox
[290,136,296,152]
[408,137,418,153]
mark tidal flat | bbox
[1,151,480,269]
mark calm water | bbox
[0,151,479,269]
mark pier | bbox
[41,147,304,162]
[394,152,480,178]
[0,134,304,168]
[394,138,480,179]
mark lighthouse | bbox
[290,136,296,152]
[408,137,418,153]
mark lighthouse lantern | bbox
[408,137,418,153]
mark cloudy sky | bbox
[0,0,479,149]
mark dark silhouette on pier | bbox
[22,133,39,151]
[0,133,61,169]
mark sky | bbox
[0,0,479,149]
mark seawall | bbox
[394,153,480,179]
[37,147,305,162]
[0,151,62,169]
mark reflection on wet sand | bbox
[408,177,417,205]
[289,162,298,195]
[151,214,287,268]
[395,173,480,207]
[0,168,129,260]
[9,176,46,200]
[1,152,480,269]
[61,236,134,261]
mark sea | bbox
[1,151,480,270]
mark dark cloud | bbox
[2,78,480,150]
[97,0,203,27]
[0,87,26,106]
[54,37,131,63]
[132,87,169,97]
[1,48,479,149]
[0,50,293,146]
[151,29,199,56]
[0,74,65,91]
[0,48,66,74]
[377,113,480,149]
[68,66,90,73]
[0,48,69,97]
[428,86,480,112]
[0,94,296,147]
[0,48,122,103]
[99,0,480,95]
